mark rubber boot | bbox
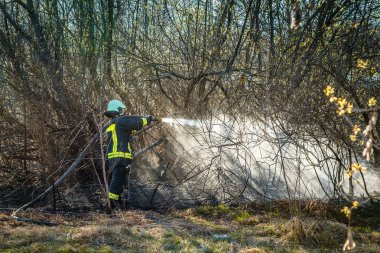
[121,199,130,210]
[105,203,113,214]
[111,199,123,210]
[105,199,122,214]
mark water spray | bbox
[161,117,202,127]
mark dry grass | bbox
[0,205,379,253]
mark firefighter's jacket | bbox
[106,115,152,160]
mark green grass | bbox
[234,210,251,222]
[1,207,379,253]
[352,226,373,233]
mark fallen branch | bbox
[134,138,165,158]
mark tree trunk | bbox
[105,0,115,87]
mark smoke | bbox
[155,115,380,203]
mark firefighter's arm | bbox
[139,115,163,126]
[140,115,152,128]
[117,115,152,132]
[118,116,162,132]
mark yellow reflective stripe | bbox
[142,118,148,127]
[112,127,117,153]
[106,123,133,159]
[108,192,120,200]
[106,124,118,153]
[106,124,115,132]
[128,142,131,152]
[107,152,133,159]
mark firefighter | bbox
[103,99,160,213]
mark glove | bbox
[152,116,162,124]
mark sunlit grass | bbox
[1,205,379,253]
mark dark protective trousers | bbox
[108,158,131,200]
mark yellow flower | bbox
[329,96,338,103]
[341,206,351,218]
[357,59,368,69]
[370,67,377,76]
[337,98,347,109]
[324,86,335,96]
[346,170,353,178]
[349,135,357,142]
[351,163,367,173]
[352,125,361,135]
[336,109,345,116]
[352,201,359,209]
[346,102,353,114]
[368,97,377,107]
[351,163,360,171]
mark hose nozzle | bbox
[152,116,162,124]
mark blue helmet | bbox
[104,99,126,118]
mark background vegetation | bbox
[0,0,379,212]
